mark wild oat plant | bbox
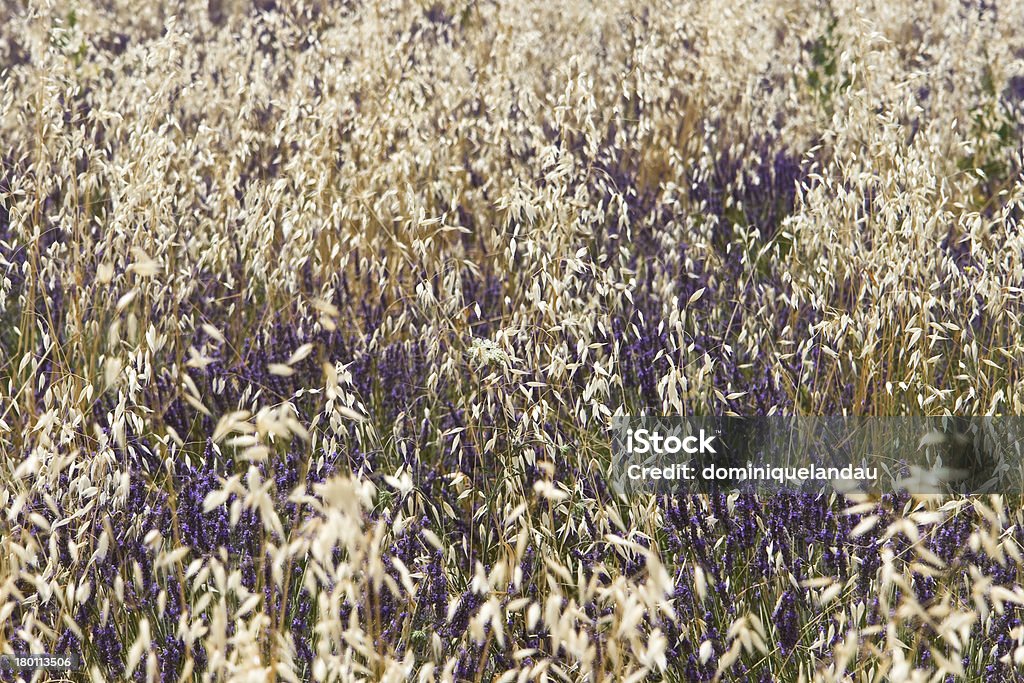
[3,1,1024,681]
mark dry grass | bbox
[3,0,1024,681]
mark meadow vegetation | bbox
[3,0,1024,680]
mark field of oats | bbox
[3,0,1024,681]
